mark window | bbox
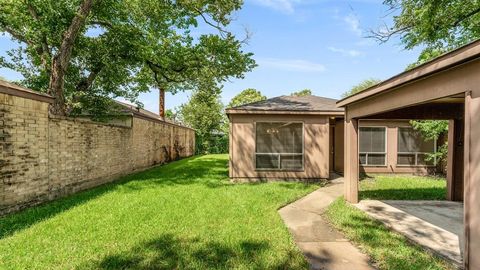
[255,122,303,170]
[397,127,436,166]
[359,127,387,166]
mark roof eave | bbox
[226,109,344,115]
[337,38,480,108]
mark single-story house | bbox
[226,95,439,182]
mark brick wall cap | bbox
[0,80,54,104]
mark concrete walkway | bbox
[355,200,463,267]
[279,178,374,270]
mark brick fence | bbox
[0,81,195,215]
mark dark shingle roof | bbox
[227,95,344,112]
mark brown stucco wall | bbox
[334,120,344,173]
[0,90,195,216]
[229,113,330,181]
[333,119,437,175]
[359,120,437,175]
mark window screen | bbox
[255,122,303,170]
[359,127,386,166]
[397,127,435,165]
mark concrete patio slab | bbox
[355,200,463,267]
[279,179,374,270]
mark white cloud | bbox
[344,13,362,36]
[327,47,363,57]
[258,58,326,72]
[250,0,301,14]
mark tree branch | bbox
[453,6,480,27]
[26,2,51,71]
[76,64,103,92]
[366,24,412,43]
[88,19,113,29]
[146,60,186,84]
[192,7,229,38]
[0,24,30,44]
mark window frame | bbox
[254,121,305,171]
[359,126,388,167]
[396,127,437,167]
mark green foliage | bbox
[410,120,448,141]
[405,47,447,70]
[377,1,480,70]
[165,109,174,119]
[227,88,266,108]
[290,89,312,97]
[0,0,255,116]
[410,120,449,163]
[0,155,318,269]
[179,85,226,154]
[379,0,480,52]
[342,78,382,98]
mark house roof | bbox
[226,95,344,115]
[337,38,480,107]
[115,100,162,120]
[114,100,193,130]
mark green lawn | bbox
[360,174,447,200]
[0,154,320,269]
[325,175,452,270]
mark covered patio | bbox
[337,40,480,269]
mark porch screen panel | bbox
[255,122,303,170]
[359,127,386,165]
[397,127,435,165]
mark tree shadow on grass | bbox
[0,156,227,240]
[360,188,446,201]
[79,233,306,270]
[0,155,315,241]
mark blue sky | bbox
[0,0,423,113]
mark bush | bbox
[195,133,228,155]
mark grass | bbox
[360,174,447,200]
[325,174,453,270]
[325,198,454,270]
[0,154,321,270]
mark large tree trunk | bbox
[48,0,94,116]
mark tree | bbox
[342,78,382,98]
[405,48,446,70]
[370,1,478,164]
[178,84,226,154]
[410,120,449,163]
[227,88,266,108]
[0,0,255,116]
[371,0,480,53]
[291,89,312,97]
[165,109,179,122]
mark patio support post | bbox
[447,118,464,201]
[464,91,480,270]
[344,117,359,203]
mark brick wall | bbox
[0,84,195,215]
